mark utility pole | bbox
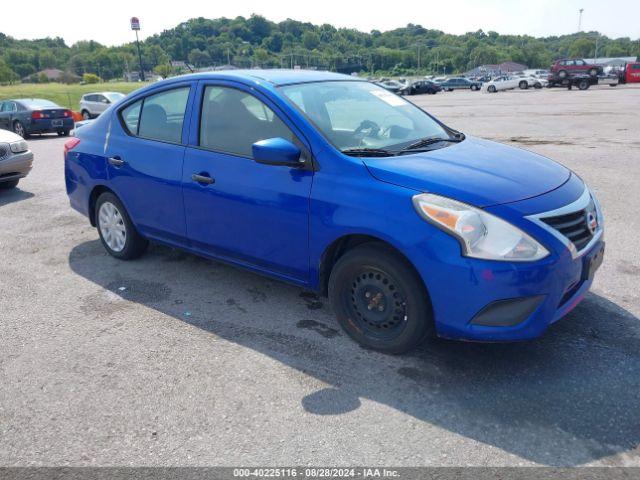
[130,17,145,81]
[578,8,584,32]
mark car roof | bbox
[155,69,357,87]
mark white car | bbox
[515,75,548,89]
[79,92,125,120]
[0,129,33,190]
[483,76,521,93]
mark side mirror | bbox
[252,137,303,167]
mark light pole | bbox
[578,8,584,32]
[130,17,145,81]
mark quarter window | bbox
[199,86,295,157]
[121,100,142,135]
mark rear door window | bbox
[120,87,190,143]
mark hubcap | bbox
[348,269,408,340]
[14,123,24,137]
[83,112,90,120]
[98,202,127,252]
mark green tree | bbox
[82,72,101,84]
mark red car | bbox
[550,58,602,78]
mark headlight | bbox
[412,193,549,262]
[10,140,28,153]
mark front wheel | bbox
[488,85,497,93]
[95,192,148,260]
[0,179,19,190]
[519,80,528,89]
[81,110,91,120]
[534,82,542,89]
[328,244,434,354]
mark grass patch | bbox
[0,82,149,110]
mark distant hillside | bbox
[1,15,638,82]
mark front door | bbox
[182,82,313,283]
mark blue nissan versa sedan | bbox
[64,70,604,353]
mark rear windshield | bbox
[20,99,59,109]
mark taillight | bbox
[63,110,72,118]
[64,138,81,158]
[31,111,44,119]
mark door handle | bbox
[192,173,215,185]
[108,156,125,167]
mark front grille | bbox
[0,143,9,161]
[541,201,597,251]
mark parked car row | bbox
[0,91,127,140]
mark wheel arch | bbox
[88,184,116,227]
[317,233,426,298]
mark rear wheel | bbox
[13,121,27,138]
[95,192,148,260]
[488,85,497,93]
[558,70,568,79]
[578,79,590,90]
[81,110,91,120]
[328,244,434,354]
[519,80,528,89]
[588,68,598,77]
[0,179,19,190]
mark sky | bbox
[1,0,639,46]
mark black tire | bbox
[558,70,568,79]
[13,120,28,138]
[534,82,542,89]
[57,129,70,136]
[0,179,19,190]
[81,110,91,120]
[328,243,434,354]
[578,79,590,90]
[95,192,148,260]
[519,80,528,89]
[488,85,497,93]
[588,68,598,77]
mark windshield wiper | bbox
[401,136,463,152]
[341,147,396,157]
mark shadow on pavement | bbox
[0,188,34,207]
[69,239,640,466]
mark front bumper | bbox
[407,176,604,342]
[0,150,33,181]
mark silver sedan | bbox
[0,129,33,190]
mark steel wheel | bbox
[98,201,127,252]
[347,268,408,341]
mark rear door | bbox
[105,83,195,245]
[182,81,313,282]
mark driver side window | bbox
[199,86,296,158]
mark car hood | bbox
[0,129,23,143]
[363,136,571,207]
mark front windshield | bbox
[280,81,451,153]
